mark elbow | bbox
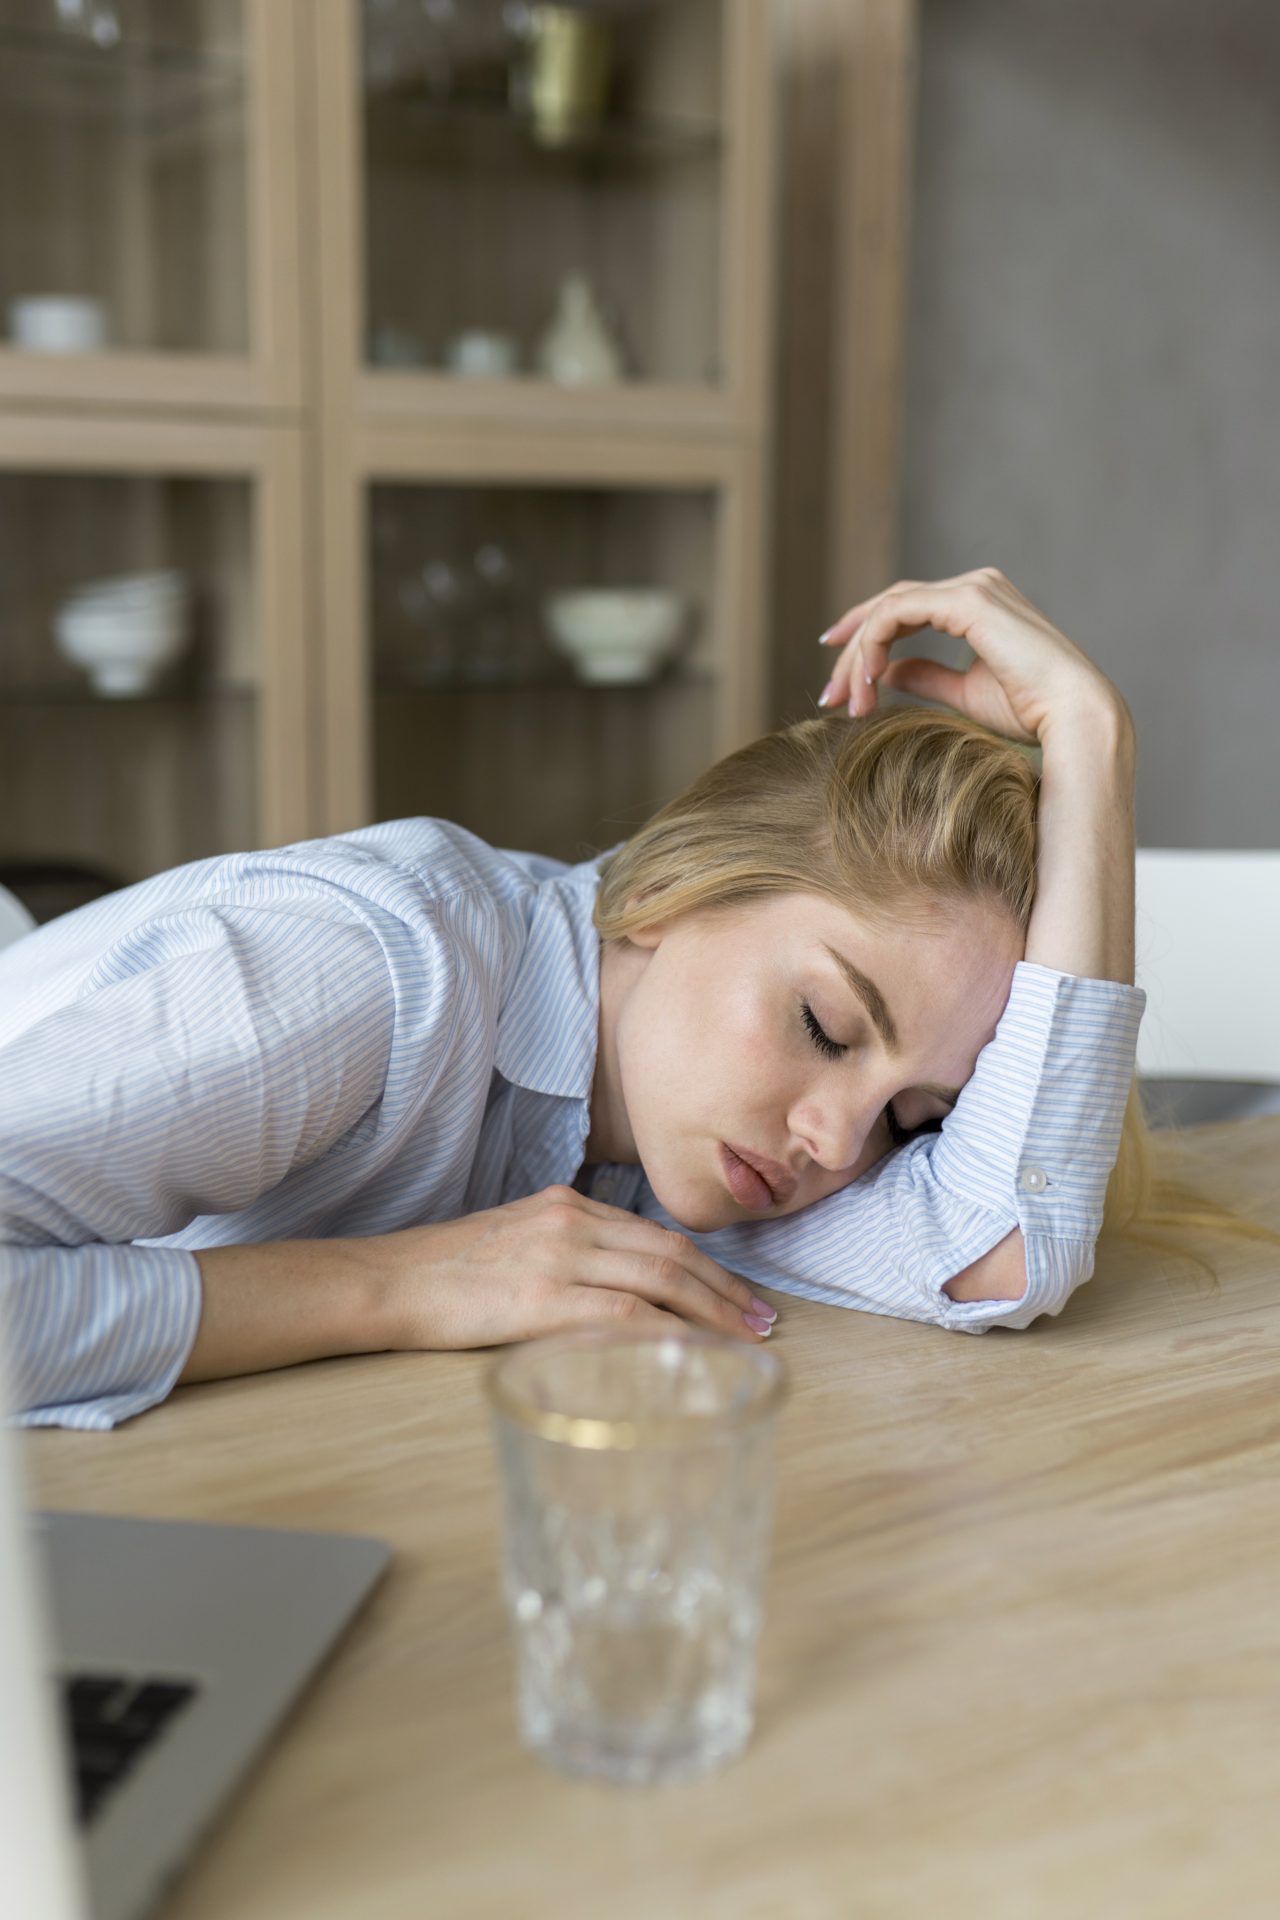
[942,1227,1027,1303]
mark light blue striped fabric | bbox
[0,818,1145,1430]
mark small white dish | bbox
[543,589,687,685]
[9,296,108,354]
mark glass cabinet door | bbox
[358,0,727,394]
[0,432,309,911]
[367,478,719,858]
[0,0,300,406]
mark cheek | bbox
[717,991,791,1099]
[625,967,784,1117]
[668,972,772,1072]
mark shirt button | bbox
[594,1174,616,1203]
[1019,1165,1048,1194]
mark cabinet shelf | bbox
[0,23,243,136]
[0,683,257,708]
[375,670,715,697]
[365,93,720,176]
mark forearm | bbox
[949,708,1136,1300]
[948,712,1137,1300]
[182,1236,401,1386]
[1026,702,1138,984]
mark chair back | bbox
[0,884,36,954]
[1135,849,1280,1082]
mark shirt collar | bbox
[493,854,607,1102]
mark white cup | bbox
[445,329,519,378]
[9,296,109,354]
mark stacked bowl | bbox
[53,571,191,697]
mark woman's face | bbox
[591,889,1025,1233]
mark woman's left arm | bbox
[934,697,1137,1302]
[1024,705,1137,985]
[823,569,1142,1302]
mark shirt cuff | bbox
[925,960,1146,1329]
[2,1244,204,1431]
[933,959,1146,1245]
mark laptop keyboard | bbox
[60,1671,201,1825]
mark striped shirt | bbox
[0,818,1145,1431]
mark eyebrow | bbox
[822,944,962,1108]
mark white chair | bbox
[0,883,36,954]
[1135,849,1280,1125]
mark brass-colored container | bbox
[526,6,613,149]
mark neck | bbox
[583,936,645,1165]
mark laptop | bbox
[0,1321,391,1920]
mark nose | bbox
[788,1086,887,1174]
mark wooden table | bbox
[27,1118,1280,1920]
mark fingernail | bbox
[749,1297,777,1321]
[743,1313,774,1336]
[865,670,874,685]
[818,626,836,644]
[818,677,836,707]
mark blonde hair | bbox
[594,707,1279,1282]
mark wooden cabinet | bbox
[0,0,774,888]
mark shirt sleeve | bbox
[635,961,1147,1333]
[0,903,396,1429]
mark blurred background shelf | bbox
[0,19,244,142]
[376,679,725,702]
[0,0,775,881]
[0,683,257,704]
[364,94,721,174]
[0,0,298,406]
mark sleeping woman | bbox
[0,569,1164,1429]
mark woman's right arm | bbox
[3,902,764,1429]
[1,902,396,1428]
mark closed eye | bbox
[800,1000,947,1148]
[800,999,844,1061]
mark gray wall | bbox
[898,0,1280,849]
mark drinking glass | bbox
[485,1327,787,1787]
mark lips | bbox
[720,1141,798,1211]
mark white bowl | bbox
[542,589,688,685]
[10,296,108,354]
[445,329,519,378]
[54,589,190,697]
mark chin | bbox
[639,1159,735,1235]
[663,1200,736,1235]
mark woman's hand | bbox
[381,1185,777,1350]
[817,566,1131,748]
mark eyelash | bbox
[799,1000,942,1148]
